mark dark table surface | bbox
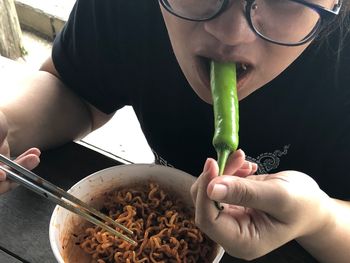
[0,142,319,263]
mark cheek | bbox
[261,43,310,80]
[160,9,203,88]
[161,9,187,46]
[160,7,200,53]
[240,42,311,99]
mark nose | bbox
[203,0,256,46]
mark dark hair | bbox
[313,1,350,85]
[316,1,350,50]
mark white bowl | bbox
[49,164,225,263]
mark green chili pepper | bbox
[210,61,239,210]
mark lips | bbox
[200,56,252,91]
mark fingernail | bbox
[203,158,211,173]
[210,184,228,200]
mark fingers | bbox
[0,147,41,195]
[194,159,224,224]
[192,160,244,251]
[16,148,41,162]
[223,149,258,177]
[235,161,258,177]
[223,149,246,175]
[15,147,41,159]
[191,150,257,205]
[15,153,41,171]
[191,158,217,206]
[207,175,286,217]
[0,148,41,180]
[15,147,41,168]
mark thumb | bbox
[207,175,286,216]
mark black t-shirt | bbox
[52,0,350,203]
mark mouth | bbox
[199,56,252,91]
[235,62,251,87]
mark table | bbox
[0,142,319,263]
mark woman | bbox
[182,0,350,262]
[0,0,349,261]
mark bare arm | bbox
[0,57,114,156]
[297,199,350,263]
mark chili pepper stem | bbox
[214,148,231,211]
[214,201,224,211]
[217,148,231,176]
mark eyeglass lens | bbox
[250,0,321,44]
[163,0,322,45]
[164,0,225,20]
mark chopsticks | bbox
[0,154,137,246]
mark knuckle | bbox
[229,180,255,205]
[194,211,215,231]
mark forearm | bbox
[297,199,350,263]
[0,70,92,155]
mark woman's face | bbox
[160,0,334,103]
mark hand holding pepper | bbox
[190,152,342,261]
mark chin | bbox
[190,81,213,104]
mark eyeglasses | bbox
[159,0,342,46]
